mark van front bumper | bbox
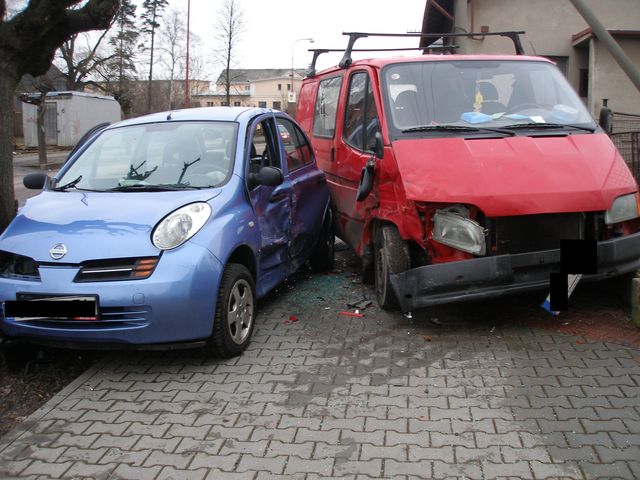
[390,231,640,312]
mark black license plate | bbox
[5,294,99,320]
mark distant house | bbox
[420,0,640,116]
[194,69,307,113]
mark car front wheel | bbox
[208,263,255,358]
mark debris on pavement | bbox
[338,311,365,318]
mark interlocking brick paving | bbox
[1,250,639,479]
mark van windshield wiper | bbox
[52,175,83,191]
[402,125,515,136]
[501,123,596,132]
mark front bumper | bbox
[391,231,640,312]
[0,242,223,345]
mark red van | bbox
[296,32,640,312]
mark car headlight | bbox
[433,210,487,256]
[152,202,211,250]
[604,193,640,225]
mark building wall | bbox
[452,0,640,115]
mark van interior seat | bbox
[393,90,421,128]
[479,82,506,115]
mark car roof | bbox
[311,54,554,77]
[111,107,286,129]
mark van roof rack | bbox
[306,30,525,77]
[307,45,458,77]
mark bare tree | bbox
[0,0,119,233]
[141,0,169,113]
[19,75,55,169]
[215,0,245,106]
[58,30,114,91]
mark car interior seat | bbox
[479,82,506,115]
[393,90,420,128]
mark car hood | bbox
[0,189,221,263]
[391,133,637,216]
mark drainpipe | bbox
[569,0,640,93]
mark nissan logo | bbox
[49,243,68,260]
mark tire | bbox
[208,264,256,358]
[374,224,410,310]
[310,217,335,272]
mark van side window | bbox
[344,71,380,152]
[312,76,342,138]
[276,118,314,172]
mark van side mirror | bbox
[356,158,375,202]
[23,172,49,190]
[248,166,283,189]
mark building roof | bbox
[572,28,640,47]
[215,68,307,85]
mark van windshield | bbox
[55,121,237,191]
[382,60,596,137]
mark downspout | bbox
[570,0,640,93]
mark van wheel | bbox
[375,225,410,310]
[208,264,255,358]
[310,218,335,272]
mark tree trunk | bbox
[0,68,18,233]
[36,96,48,169]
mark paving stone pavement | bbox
[1,251,639,479]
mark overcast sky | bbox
[159,0,427,74]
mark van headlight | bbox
[433,210,487,255]
[152,202,211,250]
[604,193,640,225]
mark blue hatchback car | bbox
[0,107,333,357]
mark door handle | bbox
[330,147,335,162]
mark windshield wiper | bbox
[402,125,515,136]
[52,175,82,191]
[177,157,201,184]
[502,123,596,132]
[107,184,204,192]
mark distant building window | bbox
[221,101,229,106]
[579,69,589,98]
[258,101,267,108]
[544,56,569,77]
[206,102,215,107]
[244,85,250,91]
[287,84,291,91]
[234,101,241,106]
[273,101,281,110]
[278,83,282,91]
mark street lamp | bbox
[291,37,314,104]
[184,0,191,108]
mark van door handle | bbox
[330,147,335,162]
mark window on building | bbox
[276,118,314,171]
[273,101,281,110]
[206,102,215,107]
[344,71,380,152]
[287,84,291,91]
[313,75,343,138]
[278,83,282,91]
[221,101,229,106]
[234,101,241,106]
[258,101,267,108]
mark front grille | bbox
[17,305,151,330]
[74,257,159,282]
[490,213,586,255]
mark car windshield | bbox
[55,121,237,191]
[382,60,596,137]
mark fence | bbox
[610,112,640,184]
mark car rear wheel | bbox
[208,263,255,358]
[375,224,410,310]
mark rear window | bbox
[312,76,342,138]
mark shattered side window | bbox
[312,76,342,138]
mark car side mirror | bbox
[248,166,283,189]
[23,172,49,190]
[356,158,375,202]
